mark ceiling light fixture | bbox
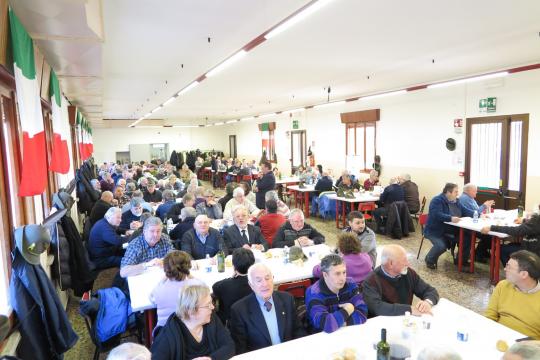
[427,71,509,89]
[240,116,255,122]
[214,122,225,126]
[265,0,334,40]
[177,81,200,96]
[361,90,407,101]
[313,100,346,109]
[259,113,276,119]
[206,50,247,77]
[285,107,306,113]
[151,105,163,114]
[172,125,199,128]
[226,120,238,124]
[162,96,177,107]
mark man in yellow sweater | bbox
[485,250,540,339]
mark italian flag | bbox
[9,9,47,196]
[261,122,270,153]
[49,70,70,174]
[77,112,93,160]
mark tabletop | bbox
[326,192,380,203]
[444,209,519,237]
[287,184,317,192]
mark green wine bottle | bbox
[217,247,225,273]
[376,328,390,360]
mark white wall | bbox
[93,69,540,208]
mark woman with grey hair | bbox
[196,189,223,220]
[151,282,235,359]
[107,342,150,360]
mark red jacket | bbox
[256,213,286,246]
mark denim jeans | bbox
[425,234,450,264]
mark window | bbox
[345,122,376,172]
[259,122,276,162]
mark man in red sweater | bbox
[255,200,286,247]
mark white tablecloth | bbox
[232,298,525,360]
[128,244,332,312]
[444,209,518,237]
[326,192,380,203]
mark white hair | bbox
[232,205,248,217]
[247,263,272,284]
[233,187,245,197]
[400,173,411,182]
[106,342,150,360]
[104,207,121,221]
[463,183,477,192]
[504,341,540,360]
[289,208,304,220]
[265,190,279,202]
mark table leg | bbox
[342,202,347,228]
[470,232,476,273]
[489,236,496,281]
[458,228,464,272]
[304,192,310,218]
[335,200,339,228]
[494,237,501,284]
[144,309,156,347]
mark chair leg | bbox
[93,347,100,360]
[417,236,424,259]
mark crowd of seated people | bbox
[83,159,540,359]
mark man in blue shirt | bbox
[180,214,226,260]
[120,216,173,277]
[88,207,128,270]
[229,263,306,353]
[459,183,495,261]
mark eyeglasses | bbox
[198,303,214,310]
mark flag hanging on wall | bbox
[9,9,47,196]
[49,70,70,174]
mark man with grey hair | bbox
[196,189,223,219]
[272,209,325,248]
[169,207,197,244]
[121,189,152,213]
[90,178,101,192]
[107,342,150,360]
[155,189,176,221]
[166,192,196,224]
[373,177,405,232]
[305,254,367,333]
[363,244,439,316]
[224,205,268,253]
[120,216,173,277]
[398,173,420,214]
[503,341,540,360]
[119,197,148,234]
[89,207,128,270]
[223,187,260,221]
[229,263,305,353]
[181,214,226,260]
[265,190,290,217]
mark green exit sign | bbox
[479,97,497,113]
[292,120,299,129]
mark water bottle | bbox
[473,210,479,223]
[166,218,174,233]
[283,246,289,264]
[205,254,212,272]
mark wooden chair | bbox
[416,214,429,259]
[277,279,312,307]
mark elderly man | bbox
[119,197,148,234]
[88,207,129,270]
[344,211,377,267]
[121,189,152,213]
[265,190,290,217]
[373,177,405,232]
[363,169,379,191]
[213,248,255,324]
[181,214,227,260]
[363,245,439,316]
[169,207,197,243]
[89,191,114,226]
[90,178,101,192]
[143,179,162,203]
[223,187,260,221]
[485,250,540,339]
[229,263,306,353]
[224,206,268,254]
[253,161,275,210]
[424,183,474,269]
[155,189,176,222]
[398,173,420,214]
[120,216,173,277]
[196,189,223,219]
[166,193,196,224]
[503,341,540,360]
[272,209,325,248]
[305,254,367,333]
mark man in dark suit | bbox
[88,191,114,226]
[223,206,268,254]
[229,263,306,354]
[212,248,255,325]
[254,161,275,210]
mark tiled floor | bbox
[64,185,499,359]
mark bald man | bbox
[89,191,114,226]
[362,245,439,316]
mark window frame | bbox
[345,121,377,172]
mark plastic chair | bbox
[358,202,376,221]
[278,279,312,307]
[413,196,427,225]
[416,214,429,259]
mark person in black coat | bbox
[254,161,275,210]
[151,282,235,360]
[181,215,227,260]
[373,177,405,232]
[143,179,163,203]
[119,197,148,234]
[212,248,255,325]
[229,263,306,354]
[169,207,197,243]
[223,206,268,254]
[88,191,114,226]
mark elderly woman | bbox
[264,190,290,217]
[223,187,260,221]
[312,233,372,284]
[363,169,379,191]
[151,281,235,360]
[196,189,223,219]
[150,251,193,328]
[179,164,194,184]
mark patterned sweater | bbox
[306,277,367,333]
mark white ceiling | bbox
[10,0,540,127]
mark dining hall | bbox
[0,0,539,359]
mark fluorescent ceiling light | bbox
[214,122,225,126]
[259,113,276,119]
[151,105,163,114]
[177,81,200,96]
[361,90,407,101]
[205,124,213,127]
[136,126,162,129]
[240,116,255,122]
[206,50,247,77]
[265,0,334,40]
[172,125,198,128]
[285,107,305,113]
[226,120,238,124]
[428,71,509,89]
[162,96,177,107]
[313,100,346,109]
